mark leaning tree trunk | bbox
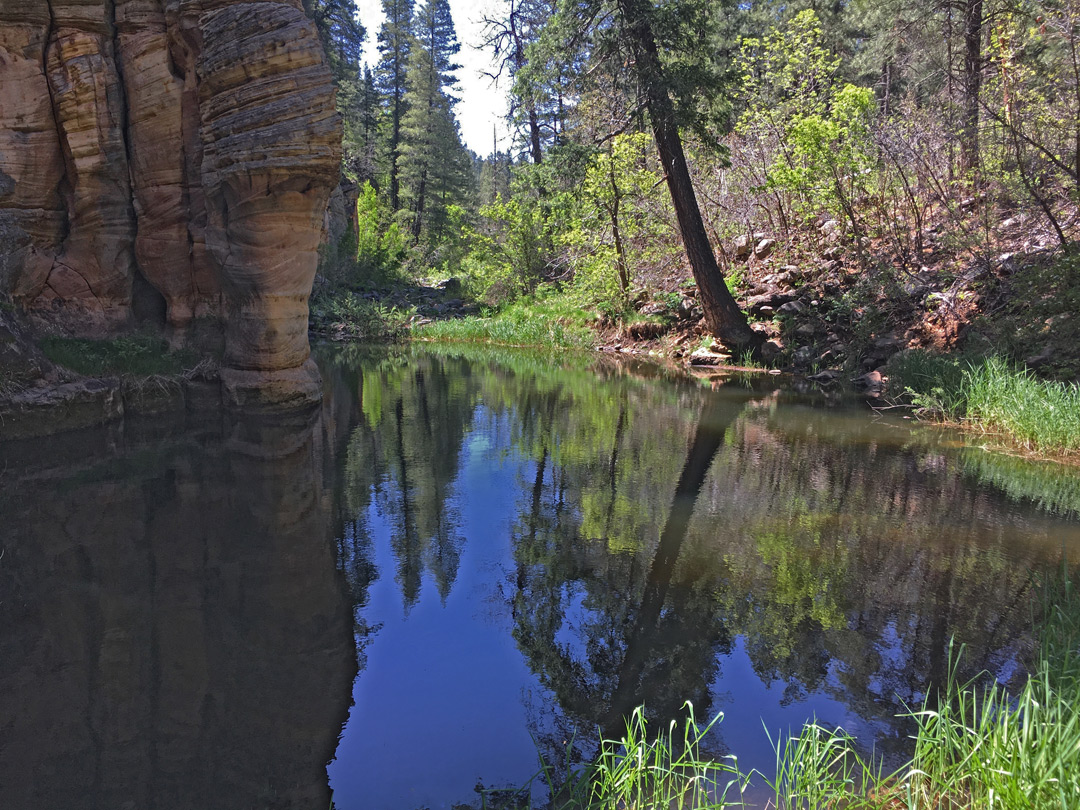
[616,0,760,354]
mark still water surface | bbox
[2,344,1078,809]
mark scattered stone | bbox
[1024,345,1055,369]
[820,219,840,235]
[747,291,795,314]
[795,322,818,338]
[793,346,815,365]
[677,297,698,319]
[778,300,805,315]
[808,369,840,385]
[760,340,783,362]
[754,238,776,260]
[734,234,753,259]
[818,347,845,365]
[823,246,843,261]
[639,302,668,316]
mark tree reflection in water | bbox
[323,344,1077,805]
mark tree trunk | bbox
[960,0,983,174]
[616,0,759,354]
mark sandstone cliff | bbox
[0,0,340,407]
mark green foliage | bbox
[565,133,676,310]
[414,293,595,350]
[461,195,550,303]
[356,181,408,280]
[736,11,877,230]
[310,292,413,341]
[40,335,201,377]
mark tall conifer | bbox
[376,0,415,211]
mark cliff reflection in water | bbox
[324,345,1079,807]
[0,409,357,810]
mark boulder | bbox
[690,346,732,366]
[852,370,885,395]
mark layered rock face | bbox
[0,0,340,407]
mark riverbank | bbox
[304,236,1080,462]
[0,325,221,439]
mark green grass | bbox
[887,350,1080,458]
[40,335,201,377]
[895,574,1080,809]
[414,293,596,350]
[495,572,1080,810]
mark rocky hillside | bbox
[0,0,340,407]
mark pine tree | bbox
[398,0,471,243]
[375,0,415,211]
[303,0,366,83]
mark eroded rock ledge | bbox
[0,0,340,409]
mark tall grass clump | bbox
[764,722,881,809]
[414,314,593,349]
[963,357,1080,455]
[898,577,1080,809]
[888,350,1080,457]
[520,705,748,810]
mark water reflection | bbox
[0,410,355,810]
[2,344,1078,810]
[323,345,1078,808]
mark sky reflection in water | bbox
[323,346,1079,810]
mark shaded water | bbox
[2,344,1078,809]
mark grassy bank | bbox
[413,295,596,350]
[887,351,1080,459]
[497,574,1079,810]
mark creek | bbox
[2,344,1078,810]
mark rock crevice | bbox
[0,0,340,407]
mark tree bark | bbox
[960,0,983,174]
[616,0,760,354]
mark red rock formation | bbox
[0,0,340,408]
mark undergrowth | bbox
[414,294,596,350]
[310,291,413,341]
